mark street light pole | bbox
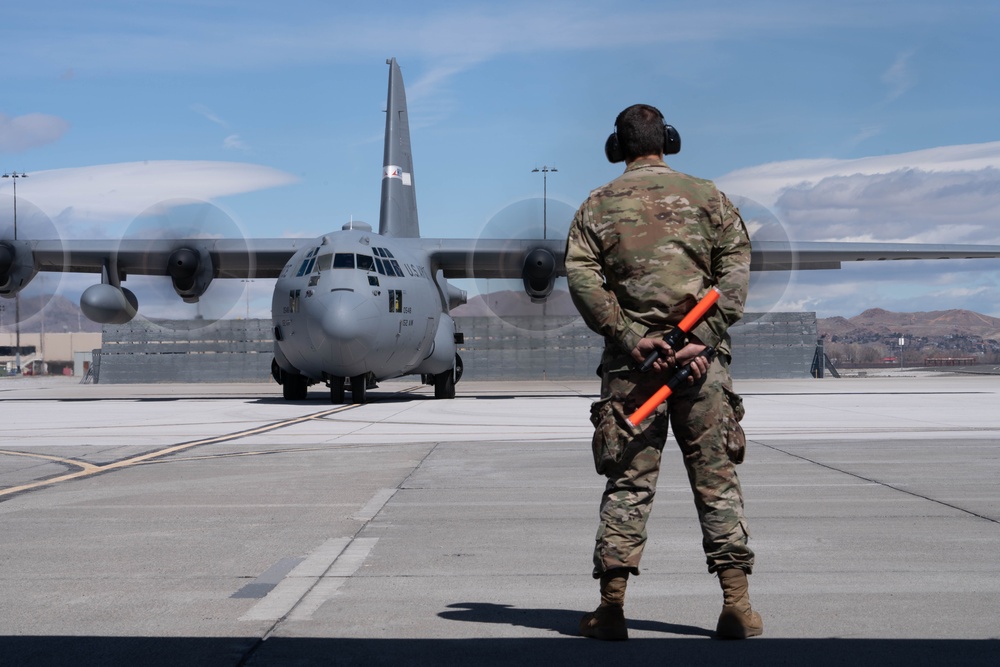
[2,171,27,375]
[241,279,254,320]
[531,166,557,240]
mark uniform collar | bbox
[625,156,667,172]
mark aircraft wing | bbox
[421,238,1000,278]
[420,238,567,279]
[19,238,306,279]
[752,241,1000,271]
[16,237,1000,281]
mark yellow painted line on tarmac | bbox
[0,450,101,473]
[0,404,356,500]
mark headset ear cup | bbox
[664,124,681,155]
[605,133,625,163]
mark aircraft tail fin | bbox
[378,58,420,238]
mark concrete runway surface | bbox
[1,373,998,666]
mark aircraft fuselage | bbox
[272,223,457,389]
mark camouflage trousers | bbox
[589,356,753,577]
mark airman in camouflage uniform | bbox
[566,103,762,640]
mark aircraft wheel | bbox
[453,354,464,383]
[282,373,308,401]
[434,368,456,399]
[350,374,367,404]
[329,376,345,404]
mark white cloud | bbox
[718,141,1000,207]
[717,141,1000,244]
[881,49,917,104]
[223,134,250,152]
[191,104,228,128]
[0,160,298,236]
[191,105,251,152]
[774,168,1000,244]
[717,141,1000,317]
[0,113,70,153]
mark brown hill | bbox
[815,315,858,337]
[820,308,1000,341]
[0,294,102,333]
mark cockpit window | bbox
[326,250,402,277]
[296,258,316,276]
[333,253,355,269]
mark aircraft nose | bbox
[316,289,381,366]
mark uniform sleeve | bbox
[691,191,751,349]
[565,202,649,352]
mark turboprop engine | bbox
[0,241,38,297]
[521,247,557,302]
[166,246,214,302]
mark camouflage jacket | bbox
[565,157,751,370]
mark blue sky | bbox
[3,0,1000,322]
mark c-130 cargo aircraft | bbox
[3,58,1000,403]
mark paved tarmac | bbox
[1,373,998,666]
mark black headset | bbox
[604,105,681,163]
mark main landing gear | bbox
[431,354,463,400]
[273,360,310,401]
[328,374,375,405]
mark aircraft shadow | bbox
[2,634,997,667]
[249,390,601,406]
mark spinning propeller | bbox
[0,193,65,332]
[114,199,251,330]
[470,196,575,333]
[730,195,794,321]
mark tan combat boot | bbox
[579,569,629,640]
[716,568,763,639]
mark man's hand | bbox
[631,337,676,372]
[676,342,709,381]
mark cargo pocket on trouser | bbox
[722,385,747,464]
[589,397,634,476]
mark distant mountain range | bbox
[0,294,102,333]
[818,308,1000,341]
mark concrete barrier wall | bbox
[93,312,817,383]
[729,312,818,379]
[456,316,603,381]
[96,320,274,384]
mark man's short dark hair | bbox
[615,104,665,161]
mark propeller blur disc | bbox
[730,195,794,321]
[118,199,250,331]
[468,196,576,334]
[0,193,65,332]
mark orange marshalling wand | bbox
[638,287,722,372]
[675,286,722,336]
[627,287,722,426]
